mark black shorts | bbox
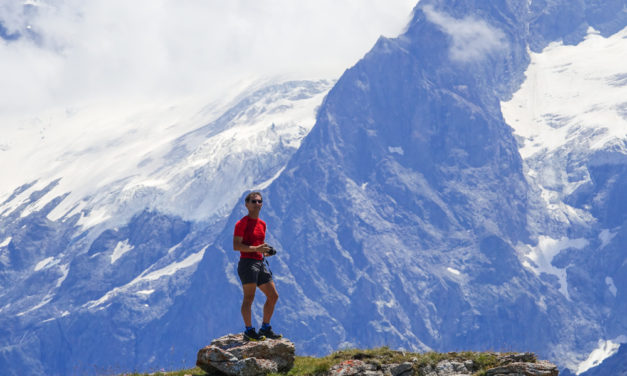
[237,258,273,286]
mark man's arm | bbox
[233,236,270,254]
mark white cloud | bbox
[422,4,507,62]
[0,0,416,117]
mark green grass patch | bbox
[276,355,335,376]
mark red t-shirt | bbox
[233,216,266,260]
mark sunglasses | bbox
[248,199,263,204]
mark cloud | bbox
[422,4,508,62]
[0,0,415,117]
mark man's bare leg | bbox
[258,281,279,324]
[241,283,257,327]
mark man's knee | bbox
[242,297,255,309]
[242,292,256,306]
[267,291,279,304]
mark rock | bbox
[328,359,380,376]
[419,359,474,376]
[231,357,278,376]
[415,353,557,376]
[196,333,295,376]
[328,360,415,376]
[484,360,559,376]
[199,345,238,364]
[496,353,537,365]
[383,361,414,376]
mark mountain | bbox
[0,79,333,375]
[187,0,626,373]
[1,0,627,375]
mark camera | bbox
[266,246,277,256]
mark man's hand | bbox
[256,243,271,255]
[234,238,271,254]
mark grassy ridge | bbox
[121,347,527,376]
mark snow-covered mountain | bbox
[1,0,627,375]
[0,79,333,375]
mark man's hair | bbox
[245,191,263,203]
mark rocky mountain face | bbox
[1,0,626,375]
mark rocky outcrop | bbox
[328,359,414,376]
[196,333,295,376]
[418,359,474,376]
[483,360,559,376]
[327,352,558,376]
[197,337,558,376]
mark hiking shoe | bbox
[259,326,282,339]
[243,328,266,341]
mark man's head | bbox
[245,191,262,203]
[244,191,263,217]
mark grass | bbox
[120,348,524,376]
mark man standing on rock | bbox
[233,191,282,341]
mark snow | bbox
[255,166,287,191]
[0,81,249,224]
[55,264,69,288]
[0,180,50,218]
[110,240,133,264]
[605,277,617,297]
[1,80,332,236]
[85,245,207,309]
[446,267,461,275]
[18,263,70,316]
[0,236,11,247]
[34,257,55,271]
[167,243,181,254]
[599,229,617,249]
[502,26,627,160]
[576,337,626,374]
[16,296,52,317]
[140,247,206,281]
[375,299,397,310]
[502,26,627,228]
[518,236,588,299]
[76,207,112,229]
[388,146,404,155]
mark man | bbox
[233,191,282,341]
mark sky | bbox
[0,0,417,118]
